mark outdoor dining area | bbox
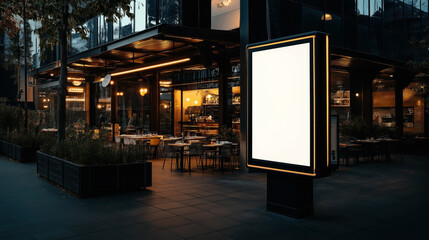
[114,133,240,174]
[339,138,404,166]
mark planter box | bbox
[36,151,152,197]
[0,140,36,163]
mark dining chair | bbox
[148,137,161,159]
[212,143,232,174]
[162,144,179,171]
[184,142,203,171]
[231,143,240,173]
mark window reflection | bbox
[135,0,147,31]
[357,0,369,16]
[372,78,396,128]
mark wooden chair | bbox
[148,137,161,159]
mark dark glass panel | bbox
[370,0,383,28]
[344,0,358,18]
[268,0,302,38]
[301,6,325,32]
[384,0,396,30]
[326,0,343,15]
[370,26,383,55]
[147,0,157,27]
[344,17,358,49]
[395,0,404,33]
[383,31,395,58]
[302,0,324,9]
[357,23,369,51]
[159,0,181,25]
[325,14,343,46]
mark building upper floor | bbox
[28,0,429,72]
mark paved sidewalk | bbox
[0,154,428,240]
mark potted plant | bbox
[37,129,151,197]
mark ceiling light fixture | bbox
[139,88,148,96]
[321,13,332,21]
[111,58,191,77]
[67,77,85,81]
[217,0,231,8]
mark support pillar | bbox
[150,73,160,133]
[111,81,117,140]
[239,0,268,172]
[267,172,313,218]
[218,61,231,128]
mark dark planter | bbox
[0,140,36,162]
[36,151,152,197]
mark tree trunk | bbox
[58,0,69,141]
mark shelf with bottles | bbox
[403,107,414,128]
[331,90,350,107]
[181,121,219,136]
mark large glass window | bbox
[117,81,150,133]
[70,21,89,54]
[403,82,425,135]
[357,0,369,16]
[344,0,358,18]
[159,0,181,25]
[372,78,396,128]
[330,71,351,124]
[98,15,107,45]
[135,0,147,31]
[113,16,120,40]
[95,82,111,128]
[301,6,325,32]
[120,5,134,37]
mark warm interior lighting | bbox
[117,92,124,96]
[159,80,172,87]
[110,80,114,85]
[50,73,54,77]
[72,81,82,86]
[111,58,191,77]
[163,104,168,109]
[65,98,85,102]
[67,87,84,93]
[43,105,48,109]
[43,99,46,102]
[67,77,85,81]
[217,0,232,8]
[355,93,360,97]
[97,104,102,109]
[207,94,212,99]
[139,88,148,96]
[194,100,198,104]
[321,13,332,21]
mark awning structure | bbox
[30,24,240,82]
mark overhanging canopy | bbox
[30,24,240,81]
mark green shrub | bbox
[0,104,24,133]
[40,128,148,165]
[340,117,397,142]
[217,126,240,143]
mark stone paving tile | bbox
[168,223,212,239]
[1,154,429,240]
[188,232,235,240]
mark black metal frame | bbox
[247,31,330,177]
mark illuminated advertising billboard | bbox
[247,32,330,177]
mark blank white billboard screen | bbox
[252,42,311,166]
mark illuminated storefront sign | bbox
[247,32,330,177]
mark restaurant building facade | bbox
[28,0,428,170]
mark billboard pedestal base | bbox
[267,172,313,218]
